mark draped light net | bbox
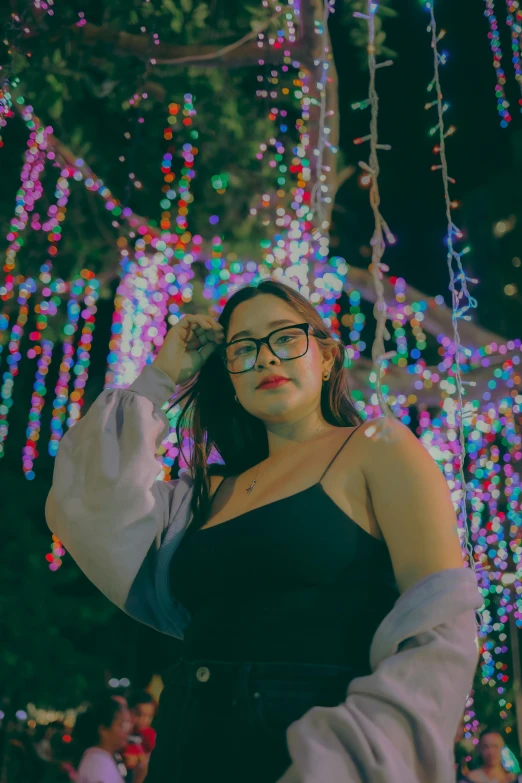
[1,0,521,740]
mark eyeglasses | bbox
[223,322,312,374]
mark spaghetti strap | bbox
[210,424,364,504]
[319,423,364,483]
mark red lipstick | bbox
[257,376,290,390]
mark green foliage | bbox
[0,0,279,281]
[346,0,398,64]
[0,467,116,707]
[0,0,394,283]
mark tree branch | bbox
[349,354,519,406]
[71,20,301,68]
[40,118,500,354]
[336,165,356,190]
[301,0,340,228]
[345,265,501,350]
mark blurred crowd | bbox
[2,691,521,783]
[1,689,157,783]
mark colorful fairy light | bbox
[1,10,521,747]
[1,101,50,300]
[257,0,345,331]
[32,0,54,12]
[423,3,522,738]
[0,85,14,148]
[65,274,99,430]
[483,0,512,126]
[49,275,84,458]
[504,0,522,107]
[424,0,478,572]
[309,0,337,227]
[105,95,198,402]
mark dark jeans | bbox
[146,658,355,783]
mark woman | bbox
[465,729,522,783]
[46,280,480,782]
[74,697,146,783]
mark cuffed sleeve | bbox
[277,567,482,783]
[45,364,193,637]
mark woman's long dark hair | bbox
[74,697,123,755]
[173,280,363,529]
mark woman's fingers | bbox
[191,325,212,346]
[181,315,223,339]
[185,327,224,354]
[174,314,224,357]
[197,339,221,366]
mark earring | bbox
[323,372,331,381]
[234,394,239,402]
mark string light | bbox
[105,97,197,386]
[483,0,512,126]
[2,17,522,737]
[310,0,336,226]
[504,0,522,108]
[423,1,522,739]
[0,98,55,456]
[424,0,478,575]
[354,0,396,425]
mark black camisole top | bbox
[170,426,400,670]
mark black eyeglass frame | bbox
[222,322,313,374]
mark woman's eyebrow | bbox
[228,319,297,342]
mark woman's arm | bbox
[45,364,193,637]
[362,417,465,594]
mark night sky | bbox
[330,0,521,338]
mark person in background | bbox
[110,691,129,710]
[34,722,63,763]
[121,743,143,781]
[122,691,157,780]
[455,721,473,782]
[129,691,156,752]
[466,728,521,783]
[40,731,78,783]
[127,691,156,754]
[74,696,147,783]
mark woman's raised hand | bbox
[153,313,225,386]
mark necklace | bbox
[245,421,326,495]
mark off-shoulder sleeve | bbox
[45,364,193,638]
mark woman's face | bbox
[226,294,333,425]
[133,702,155,730]
[479,733,504,766]
[99,708,132,752]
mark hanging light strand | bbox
[504,0,522,106]
[425,1,477,578]
[310,0,336,227]
[356,1,396,424]
[483,0,512,126]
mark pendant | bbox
[246,479,257,495]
